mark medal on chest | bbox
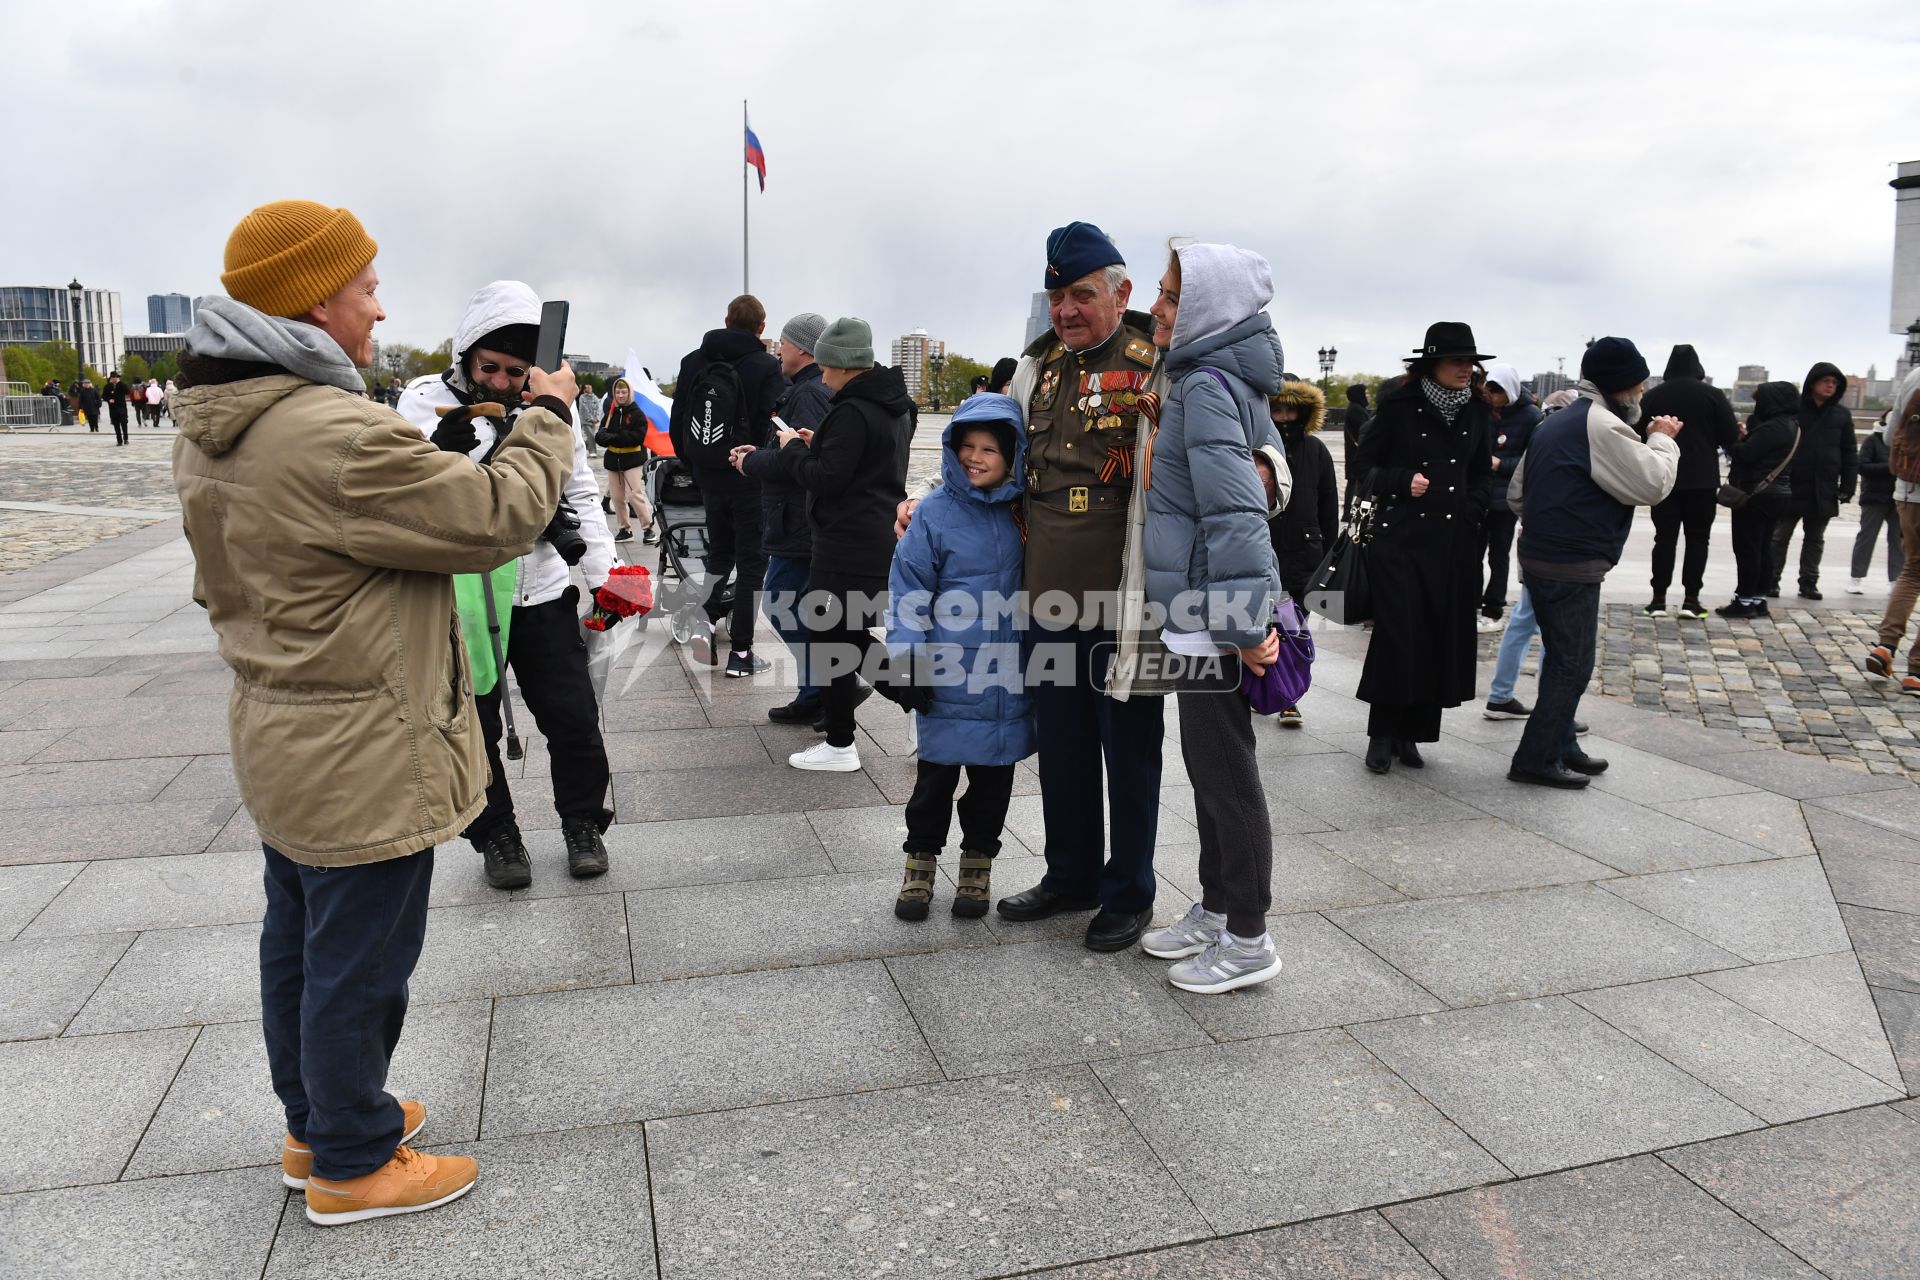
[1032,368,1062,416]
[1077,370,1146,432]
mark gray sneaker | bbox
[1140,903,1226,959]
[1167,932,1282,994]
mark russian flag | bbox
[745,120,767,192]
[622,350,676,456]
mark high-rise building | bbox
[890,328,947,400]
[0,285,125,373]
[1732,364,1769,409]
[1025,292,1051,348]
[148,293,192,333]
[1530,370,1572,399]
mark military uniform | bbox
[1023,315,1160,615]
[1017,309,1166,926]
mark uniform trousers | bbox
[1026,622,1164,914]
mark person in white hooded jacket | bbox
[398,281,619,887]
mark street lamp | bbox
[1317,345,1336,396]
[928,351,946,412]
[67,279,85,381]
[1906,318,1920,372]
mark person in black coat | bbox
[673,295,788,672]
[1718,382,1802,618]
[1341,382,1373,499]
[1638,344,1737,616]
[775,319,915,771]
[1769,361,1856,599]
[1850,416,1904,590]
[1266,380,1337,726]
[1480,364,1541,625]
[76,380,104,436]
[1352,323,1493,773]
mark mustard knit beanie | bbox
[220,200,378,319]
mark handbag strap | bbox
[1757,427,1800,490]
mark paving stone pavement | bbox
[0,444,1918,1276]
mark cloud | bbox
[11,0,1920,386]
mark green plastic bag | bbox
[453,563,518,696]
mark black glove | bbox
[432,407,479,455]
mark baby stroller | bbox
[645,454,733,644]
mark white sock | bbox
[1228,930,1271,950]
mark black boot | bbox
[1365,736,1393,775]
[1395,739,1425,768]
[562,818,610,879]
[477,824,532,890]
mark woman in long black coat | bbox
[1351,323,1494,773]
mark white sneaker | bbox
[1141,902,1226,959]
[1847,579,1866,595]
[1167,931,1283,994]
[789,741,861,772]
[1476,614,1504,633]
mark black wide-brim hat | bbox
[1411,321,1493,362]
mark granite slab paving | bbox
[0,509,1914,1276]
[1382,1155,1823,1280]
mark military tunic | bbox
[1023,317,1159,611]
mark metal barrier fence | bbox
[1,382,63,432]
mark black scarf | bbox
[1421,378,1471,423]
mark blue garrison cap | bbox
[1043,221,1125,289]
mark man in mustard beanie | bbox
[171,200,579,1227]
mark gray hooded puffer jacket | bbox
[1142,243,1288,649]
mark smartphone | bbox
[534,300,569,373]
[771,415,790,433]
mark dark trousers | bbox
[1770,512,1831,592]
[466,593,610,841]
[696,472,766,654]
[261,843,432,1181]
[1649,488,1718,598]
[1481,510,1518,614]
[762,553,821,708]
[903,762,1015,857]
[1027,622,1164,913]
[1731,494,1787,600]
[1179,690,1271,937]
[1852,499,1906,581]
[803,568,885,749]
[1511,576,1600,775]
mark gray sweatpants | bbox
[1177,689,1273,937]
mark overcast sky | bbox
[12,0,1920,387]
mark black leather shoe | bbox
[1562,750,1609,775]
[1365,737,1393,775]
[1395,739,1425,768]
[1085,907,1154,952]
[996,884,1100,921]
[1507,765,1591,790]
[767,698,823,724]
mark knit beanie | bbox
[780,312,827,355]
[468,324,539,364]
[813,317,875,369]
[1581,336,1651,394]
[220,200,378,319]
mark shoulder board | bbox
[1124,339,1157,367]
[1042,341,1067,365]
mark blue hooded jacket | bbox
[886,394,1035,767]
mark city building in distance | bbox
[148,293,191,334]
[1025,292,1050,348]
[1732,364,1769,410]
[124,333,187,361]
[0,285,124,373]
[891,328,946,401]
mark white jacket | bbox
[396,281,615,607]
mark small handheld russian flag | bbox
[745,119,767,192]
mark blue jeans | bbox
[1511,577,1600,775]
[261,844,433,1181]
[762,553,821,708]
[1489,586,1539,704]
[1026,622,1165,913]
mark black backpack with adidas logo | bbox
[669,357,749,469]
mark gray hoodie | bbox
[184,297,364,394]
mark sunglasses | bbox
[477,361,527,378]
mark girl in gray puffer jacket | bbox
[1136,242,1290,996]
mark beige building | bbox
[890,328,947,400]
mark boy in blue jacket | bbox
[886,393,1036,920]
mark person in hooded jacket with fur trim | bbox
[1135,242,1290,996]
[1264,377,1336,726]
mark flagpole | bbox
[742,99,750,294]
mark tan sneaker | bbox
[304,1144,477,1226]
[282,1099,426,1189]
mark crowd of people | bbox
[160,197,1920,1233]
[40,371,173,443]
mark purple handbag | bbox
[1240,596,1315,714]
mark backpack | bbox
[669,356,748,468]
[1890,392,1920,486]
